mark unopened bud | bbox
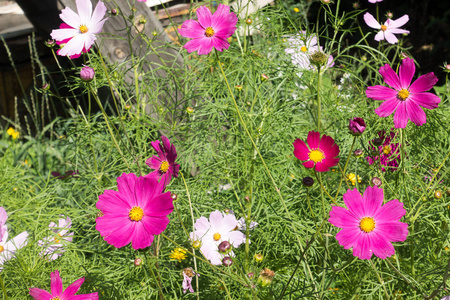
[222,256,233,266]
[246,18,252,25]
[45,39,55,47]
[152,30,158,36]
[186,107,194,114]
[192,240,201,249]
[80,65,95,82]
[218,241,232,253]
[386,12,393,19]
[235,85,243,91]
[370,177,382,187]
[309,51,329,67]
[42,83,50,91]
[352,2,360,9]
[302,176,314,187]
[434,190,442,199]
[254,253,263,262]
[372,138,383,147]
[134,258,143,266]
[171,192,178,201]
[261,74,269,82]
[353,149,363,157]
[111,8,118,16]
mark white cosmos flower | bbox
[38,216,73,261]
[364,12,409,44]
[0,227,28,270]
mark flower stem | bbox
[316,67,322,131]
[314,171,336,206]
[334,136,356,202]
[369,259,390,300]
[0,273,8,300]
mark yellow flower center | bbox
[54,233,62,243]
[213,233,221,241]
[359,217,376,233]
[129,206,144,221]
[0,245,3,253]
[205,27,215,37]
[383,145,392,155]
[79,25,88,34]
[169,248,187,262]
[51,298,61,300]
[301,46,307,52]
[159,161,170,173]
[397,88,409,100]
[380,24,387,31]
[308,149,325,163]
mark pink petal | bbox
[221,214,239,232]
[58,34,85,57]
[409,73,438,93]
[375,98,400,117]
[59,7,82,29]
[373,199,406,222]
[389,14,409,28]
[142,192,173,217]
[369,231,395,259]
[307,131,320,149]
[130,222,153,249]
[374,30,384,42]
[179,20,205,39]
[376,222,409,242]
[76,0,92,24]
[409,92,440,109]
[329,206,359,228]
[319,135,339,159]
[135,176,162,208]
[293,139,310,161]
[211,37,230,52]
[96,217,134,248]
[150,139,165,157]
[196,6,212,28]
[97,190,130,215]
[61,278,84,298]
[96,215,129,234]
[50,28,79,42]
[406,100,427,126]
[70,294,99,300]
[398,57,415,89]
[352,234,373,260]
[29,288,53,300]
[89,1,107,30]
[335,227,362,250]
[209,210,224,230]
[184,38,214,55]
[117,173,138,206]
[343,188,365,219]
[50,270,63,296]
[384,31,399,44]
[363,13,381,29]
[0,207,7,227]
[227,231,246,247]
[88,18,107,35]
[302,160,314,169]
[142,216,170,235]
[314,161,331,172]
[366,85,398,101]
[393,101,408,128]
[389,28,409,35]
[379,64,401,90]
[211,4,237,38]
[361,186,383,216]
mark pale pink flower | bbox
[0,228,28,270]
[368,0,382,3]
[364,12,409,44]
[0,207,7,242]
[50,0,108,58]
[182,268,199,294]
[190,210,246,265]
[38,216,73,261]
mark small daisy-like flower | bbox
[0,229,28,270]
[95,173,174,250]
[145,136,180,188]
[169,247,187,262]
[50,0,108,58]
[293,131,340,172]
[182,268,199,294]
[328,186,409,260]
[366,57,440,128]
[364,12,409,44]
[178,4,238,55]
[346,173,361,186]
[367,131,400,172]
[38,216,73,261]
[7,128,20,139]
[190,210,246,265]
[29,270,98,300]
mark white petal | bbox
[388,15,409,28]
[384,31,399,44]
[51,28,79,42]
[76,0,93,24]
[374,30,385,41]
[58,34,86,57]
[89,1,107,29]
[364,13,381,29]
[60,6,82,29]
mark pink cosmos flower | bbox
[29,270,98,300]
[364,12,409,44]
[178,4,238,55]
[367,130,400,172]
[145,136,180,187]
[0,207,7,242]
[0,229,28,270]
[50,0,108,58]
[293,131,340,172]
[96,173,174,250]
[368,0,383,3]
[366,57,441,128]
[38,216,73,261]
[182,268,199,294]
[190,210,246,265]
[328,186,408,260]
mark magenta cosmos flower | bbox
[364,13,409,44]
[50,0,108,58]
[366,57,440,128]
[293,131,340,172]
[29,270,98,300]
[190,210,245,265]
[146,136,180,187]
[96,173,174,250]
[329,186,408,260]
[178,4,238,55]
[367,130,400,172]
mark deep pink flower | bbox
[328,186,408,260]
[50,0,108,58]
[293,131,340,172]
[95,173,174,250]
[348,117,366,136]
[364,12,409,44]
[178,4,238,55]
[366,57,440,128]
[145,136,180,187]
[367,130,400,172]
[29,270,98,300]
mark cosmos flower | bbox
[328,186,409,260]
[364,12,409,44]
[0,207,7,242]
[190,210,246,265]
[145,136,180,187]
[182,268,199,294]
[293,131,340,172]
[178,4,238,55]
[367,130,400,172]
[96,173,174,250]
[366,57,440,128]
[0,229,28,270]
[368,0,383,3]
[29,270,98,300]
[50,0,108,58]
[38,216,73,261]
[285,31,334,70]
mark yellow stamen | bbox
[359,217,376,233]
[213,233,221,241]
[380,24,387,31]
[129,206,144,221]
[0,245,3,253]
[54,233,62,243]
[159,161,170,173]
[397,88,409,100]
[79,25,88,34]
[51,298,61,300]
[383,145,391,155]
[300,46,307,52]
[308,149,325,163]
[205,27,215,37]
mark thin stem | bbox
[0,272,8,300]
[314,170,337,205]
[334,136,356,202]
[369,259,389,300]
[316,67,322,131]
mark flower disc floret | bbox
[309,149,325,163]
[359,217,376,233]
[129,206,144,221]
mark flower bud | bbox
[434,190,442,199]
[41,83,50,91]
[386,12,393,19]
[134,258,143,266]
[171,192,178,201]
[235,85,243,91]
[246,18,252,25]
[152,30,158,36]
[192,240,201,249]
[348,117,366,136]
[309,51,329,68]
[254,253,263,263]
[258,268,275,286]
[186,107,194,114]
[111,8,118,16]
[370,177,382,187]
[218,241,232,253]
[322,0,330,3]
[222,256,233,266]
[302,176,314,187]
[372,138,383,147]
[353,149,363,157]
[261,74,269,82]
[45,39,55,47]
[352,2,360,9]
[80,65,95,82]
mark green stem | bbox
[369,259,389,300]
[333,136,356,202]
[0,272,8,300]
[316,67,322,131]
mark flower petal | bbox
[59,7,82,29]
[389,14,409,28]
[211,4,237,38]
[143,192,174,217]
[329,206,359,228]
[61,278,84,298]
[409,92,440,109]
[302,160,314,169]
[211,37,230,52]
[343,188,365,219]
[29,288,53,299]
[361,186,383,216]
[307,131,320,149]
[335,227,362,250]
[50,28,79,42]
[384,31,399,44]
[117,173,138,206]
[379,64,401,90]
[376,222,409,242]
[366,85,398,101]
[409,73,438,93]
[374,98,400,117]
[374,30,384,42]
[370,231,395,259]
[196,6,212,28]
[88,0,107,30]
[393,101,408,128]
[352,234,373,260]
[70,294,99,300]
[398,57,415,89]
[97,190,131,215]
[50,270,63,296]
[142,216,170,236]
[57,34,85,57]
[184,38,214,55]
[293,138,310,161]
[364,13,381,29]
[76,0,92,24]
[406,99,427,126]
[179,20,205,39]
[373,199,406,222]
